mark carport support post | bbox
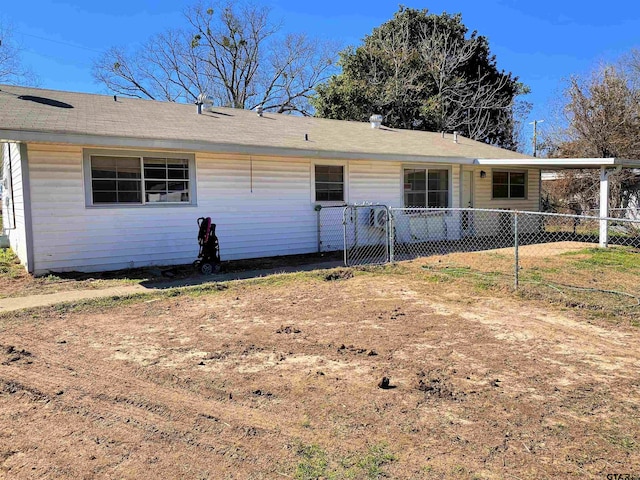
[599,167,609,248]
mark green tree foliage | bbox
[312,7,526,149]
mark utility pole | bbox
[529,119,544,157]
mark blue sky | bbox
[3,0,640,151]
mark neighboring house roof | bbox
[540,168,640,180]
[0,84,533,162]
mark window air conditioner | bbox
[369,208,388,228]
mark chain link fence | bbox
[317,205,640,289]
[390,208,640,288]
[317,205,346,254]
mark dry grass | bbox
[0,249,144,299]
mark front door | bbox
[462,170,474,236]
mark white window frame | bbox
[83,149,197,207]
[401,164,452,210]
[492,169,527,200]
[311,160,348,205]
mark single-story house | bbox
[1,85,638,275]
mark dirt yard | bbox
[1,263,639,479]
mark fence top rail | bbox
[317,203,391,210]
[515,210,640,223]
[320,204,640,224]
[388,207,640,224]
[390,207,512,215]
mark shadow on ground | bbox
[49,251,345,289]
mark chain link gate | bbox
[343,205,391,266]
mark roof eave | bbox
[476,158,640,169]
[0,129,483,165]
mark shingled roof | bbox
[0,84,532,161]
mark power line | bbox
[16,31,104,54]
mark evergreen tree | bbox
[312,7,526,150]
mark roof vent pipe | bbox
[369,114,383,129]
[196,93,213,114]
[255,104,264,117]
[453,131,459,143]
[441,131,445,139]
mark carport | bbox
[476,158,640,247]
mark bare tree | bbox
[359,11,422,127]
[561,67,640,158]
[0,20,38,85]
[417,20,520,145]
[94,30,208,103]
[541,59,640,213]
[93,1,338,114]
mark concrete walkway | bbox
[0,260,343,313]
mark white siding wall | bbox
[196,153,317,260]
[29,144,202,274]
[473,167,540,211]
[349,161,403,206]
[466,167,541,236]
[25,143,540,274]
[27,145,340,273]
[2,143,29,267]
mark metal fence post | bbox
[354,207,359,249]
[514,211,519,290]
[315,204,322,253]
[342,206,348,266]
[388,207,394,263]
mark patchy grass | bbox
[0,248,23,278]
[4,243,639,329]
[295,444,331,480]
[420,246,640,326]
[0,248,147,299]
[563,247,640,272]
[0,270,332,322]
[352,443,397,478]
[5,243,639,329]
[293,442,397,480]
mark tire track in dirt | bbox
[1,368,286,477]
[0,327,294,478]
[421,293,640,383]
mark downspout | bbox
[19,143,35,274]
[4,143,17,230]
[538,170,542,212]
